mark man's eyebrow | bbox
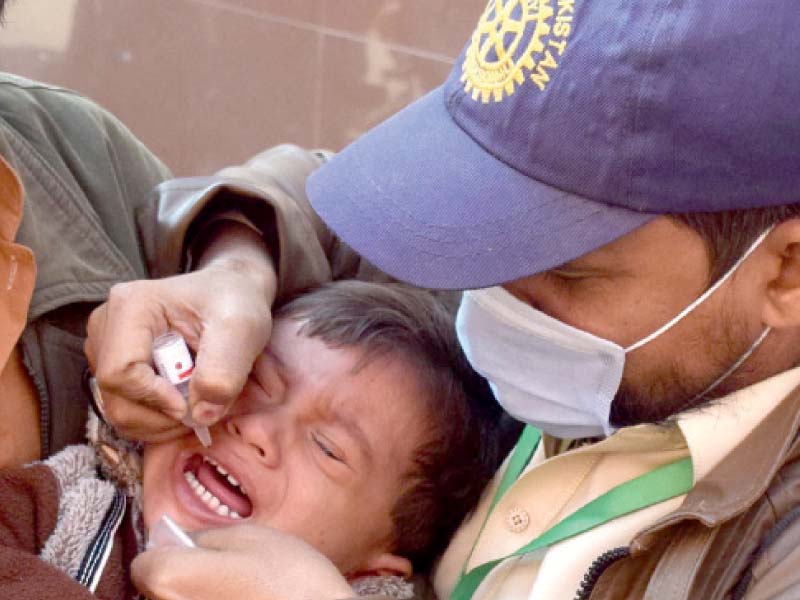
[552,255,622,275]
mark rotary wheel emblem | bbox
[462,0,555,103]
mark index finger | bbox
[85,301,109,373]
[189,315,269,425]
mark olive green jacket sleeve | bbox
[142,144,394,302]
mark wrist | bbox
[205,254,277,306]
[196,221,277,305]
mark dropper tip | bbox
[194,425,212,447]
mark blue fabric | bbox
[308,0,800,289]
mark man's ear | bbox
[762,219,800,329]
[346,552,413,580]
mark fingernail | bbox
[193,402,224,425]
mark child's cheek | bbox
[141,441,181,531]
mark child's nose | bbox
[225,416,281,468]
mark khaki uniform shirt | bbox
[433,367,800,600]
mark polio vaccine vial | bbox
[153,331,212,447]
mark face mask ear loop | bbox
[690,325,772,402]
[625,227,774,354]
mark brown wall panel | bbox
[0,0,486,175]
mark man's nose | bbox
[225,415,281,468]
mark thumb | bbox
[190,524,283,552]
[131,546,202,600]
[189,315,270,425]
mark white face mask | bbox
[456,229,773,438]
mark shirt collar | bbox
[543,366,800,482]
[676,366,800,481]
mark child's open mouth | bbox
[182,454,253,519]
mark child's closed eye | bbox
[312,433,345,463]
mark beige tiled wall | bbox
[0,0,486,175]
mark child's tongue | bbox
[193,459,253,518]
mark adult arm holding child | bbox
[85,146,370,439]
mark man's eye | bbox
[313,434,344,463]
[549,268,588,281]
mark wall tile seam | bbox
[187,0,459,64]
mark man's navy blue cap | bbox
[307,0,800,290]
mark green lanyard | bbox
[450,425,694,600]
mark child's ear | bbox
[347,552,413,579]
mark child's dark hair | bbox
[276,281,518,572]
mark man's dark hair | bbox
[673,204,800,284]
[276,281,519,572]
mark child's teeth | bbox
[202,456,235,481]
[184,470,239,519]
[227,474,239,487]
